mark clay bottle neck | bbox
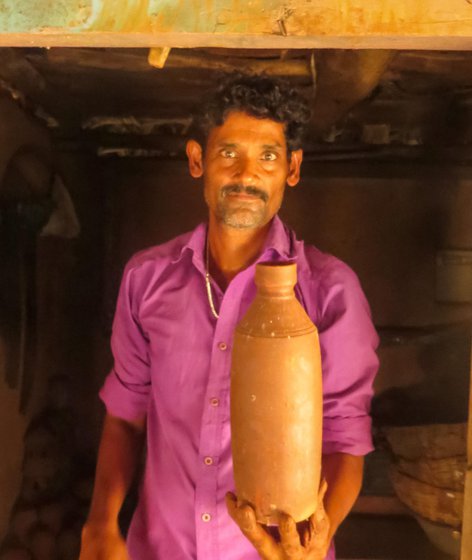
[255,262,297,298]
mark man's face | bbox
[187,111,303,229]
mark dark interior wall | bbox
[30,150,107,453]
[0,145,107,547]
[0,97,51,535]
[284,162,472,328]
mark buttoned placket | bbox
[194,270,229,559]
[193,247,292,559]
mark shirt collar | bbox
[173,214,295,271]
[258,214,295,262]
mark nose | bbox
[233,155,260,185]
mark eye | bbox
[221,149,237,158]
[261,151,277,161]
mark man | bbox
[80,74,379,560]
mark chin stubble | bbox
[216,184,269,229]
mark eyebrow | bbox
[262,143,283,150]
[217,142,238,149]
[217,142,283,150]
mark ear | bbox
[287,149,303,188]
[186,139,204,178]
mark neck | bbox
[207,215,271,290]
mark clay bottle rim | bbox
[255,262,297,293]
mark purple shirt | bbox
[100,215,379,560]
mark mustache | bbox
[220,183,269,203]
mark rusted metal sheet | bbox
[1,0,472,49]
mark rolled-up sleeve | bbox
[99,259,151,421]
[318,261,379,456]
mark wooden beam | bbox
[461,337,472,560]
[1,1,472,49]
[309,50,393,138]
[388,51,472,82]
[45,48,312,77]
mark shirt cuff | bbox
[99,369,150,422]
[322,415,374,456]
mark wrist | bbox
[83,517,120,535]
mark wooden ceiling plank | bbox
[1,1,472,49]
[1,32,472,51]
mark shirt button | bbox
[210,397,220,407]
[218,342,227,351]
[204,456,213,466]
[201,513,212,522]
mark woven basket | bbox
[390,467,463,527]
[394,456,466,491]
[383,423,467,460]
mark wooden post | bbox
[461,335,472,560]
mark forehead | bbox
[207,111,286,148]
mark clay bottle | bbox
[230,262,322,525]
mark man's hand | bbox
[79,523,130,560]
[226,480,330,560]
[78,414,145,560]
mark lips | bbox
[227,192,261,201]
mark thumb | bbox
[318,478,328,505]
[225,493,282,560]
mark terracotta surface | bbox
[230,262,322,525]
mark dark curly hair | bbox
[190,73,311,153]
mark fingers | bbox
[225,493,282,560]
[301,522,312,548]
[308,484,331,551]
[310,507,329,538]
[279,513,303,560]
[226,491,329,560]
[301,479,330,550]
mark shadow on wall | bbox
[0,96,52,540]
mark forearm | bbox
[321,453,364,540]
[86,413,146,528]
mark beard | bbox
[215,183,269,229]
